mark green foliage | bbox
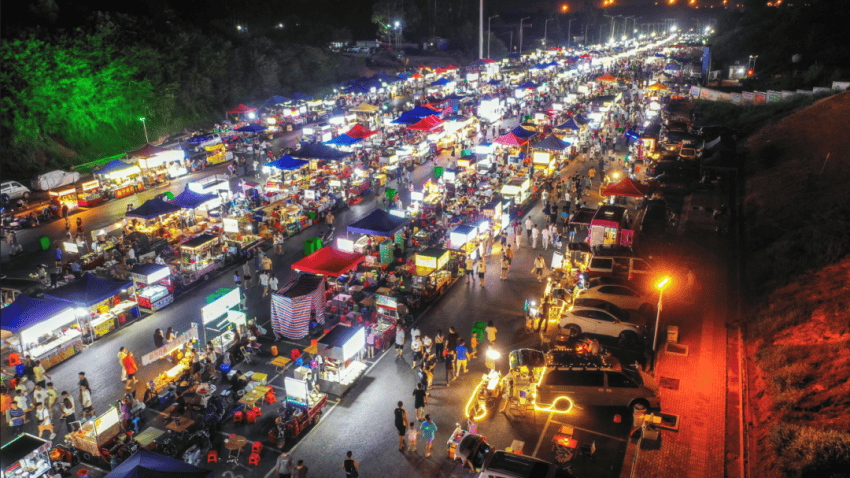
[693,91,837,136]
[768,423,850,477]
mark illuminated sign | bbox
[342,327,366,361]
[223,218,239,233]
[304,190,316,200]
[376,294,397,310]
[64,241,79,254]
[201,288,241,324]
[336,238,354,253]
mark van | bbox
[586,247,654,285]
[454,434,575,478]
[536,366,660,412]
[0,181,31,200]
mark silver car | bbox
[559,298,645,343]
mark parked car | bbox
[454,434,575,478]
[640,201,669,238]
[559,298,645,343]
[536,364,661,411]
[575,278,657,316]
[31,170,82,191]
[0,181,31,200]
[678,147,698,161]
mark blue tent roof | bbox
[487,79,502,85]
[263,95,290,105]
[430,78,450,87]
[556,118,581,131]
[324,134,363,146]
[517,81,538,90]
[347,209,409,237]
[289,92,313,101]
[126,198,182,219]
[534,134,571,151]
[442,93,467,101]
[346,84,371,95]
[290,142,354,160]
[408,106,439,117]
[392,113,420,125]
[104,450,212,478]
[169,188,218,209]
[574,114,590,125]
[96,159,135,176]
[267,154,309,170]
[235,124,267,133]
[0,295,75,334]
[508,52,521,59]
[511,126,537,139]
[45,273,133,307]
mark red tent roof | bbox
[493,133,528,147]
[446,64,459,70]
[597,74,618,83]
[412,73,423,79]
[227,104,257,114]
[421,103,442,110]
[434,67,447,74]
[127,143,168,158]
[406,115,444,131]
[601,177,650,197]
[346,124,377,139]
[291,247,365,277]
[482,58,496,63]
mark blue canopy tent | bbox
[392,113,421,125]
[288,92,313,102]
[347,209,408,237]
[95,160,135,176]
[442,93,467,101]
[534,134,571,151]
[517,81,538,90]
[324,134,363,147]
[346,84,371,95]
[126,198,182,220]
[486,79,502,86]
[556,118,581,131]
[407,106,440,117]
[263,95,290,106]
[574,114,590,125]
[104,450,212,478]
[45,273,133,307]
[511,126,537,140]
[235,124,268,133]
[289,142,354,161]
[169,188,218,210]
[430,78,451,87]
[0,295,75,336]
[508,52,521,59]
[267,154,309,171]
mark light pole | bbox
[544,18,554,49]
[488,14,499,59]
[604,15,621,43]
[519,17,530,54]
[652,276,671,354]
[139,117,149,143]
[567,18,575,47]
[623,16,635,38]
[584,23,591,45]
[479,0,484,59]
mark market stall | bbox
[177,234,224,286]
[1,295,81,370]
[500,177,532,209]
[200,288,245,354]
[1,433,53,478]
[45,273,138,340]
[128,143,184,186]
[589,205,633,247]
[63,405,123,463]
[346,208,408,263]
[264,154,309,193]
[95,160,143,199]
[140,324,199,395]
[447,224,481,260]
[316,325,367,396]
[271,274,327,340]
[48,186,78,213]
[130,263,174,311]
[76,180,104,207]
[103,449,213,478]
[412,247,453,297]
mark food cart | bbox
[178,234,223,285]
[412,248,453,297]
[316,325,367,396]
[373,294,403,346]
[532,151,557,178]
[49,187,79,213]
[278,376,327,446]
[205,143,229,166]
[64,405,132,465]
[140,324,199,392]
[589,205,632,247]
[76,180,103,207]
[95,160,143,199]
[200,288,245,354]
[130,263,174,311]
[278,204,306,236]
[1,295,83,370]
[500,177,532,209]
[1,434,53,478]
[448,224,480,260]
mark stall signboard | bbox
[223,218,240,233]
[443,170,457,182]
[64,241,79,254]
[410,191,424,202]
[552,251,564,269]
[304,190,316,200]
[141,324,199,366]
[202,288,241,323]
[94,406,120,435]
[336,238,355,253]
[285,376,309,401]
[329,180,342,187]
[533,152,551,165]
[376,294,397,310]
[389,209,406,218]
[342,327,366,361]
[132,266,170,284]
[415,250,450,270]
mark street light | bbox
[139,117,149,143]
[544,18,555,49]
[519,17,530,54]
[488,15,499,59]
[652,276,671,353]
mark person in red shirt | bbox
[122,352,139,390]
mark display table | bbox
[28,330,83,370]
[318,360,366,397]
[134,427,166,448]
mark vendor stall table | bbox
[270,356,291,373]
[165,418,195,434]
[134,427,166,449]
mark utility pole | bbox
[603,15,620,43]
[519,17,530,54]
[488,15,499,59]
[623,16,635,39]
[584,23,591,46]
[479,0,484,59]
[509,30,513,52]
[567,18,574,47]
[544,18,554,49]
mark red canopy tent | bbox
[493,133,528,147]
[407,115,444,131]
[446,64,459,70]
[411,73,423,79]
[227,104,257,114]
[482,58,496,63]
[601,177,650,197]
[434,67,448,74]
[346,124,377,139]
[291,247,365,277]
[597,74,618,83]
[127,143,168,159]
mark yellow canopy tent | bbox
[645,82,668,91]
[349,103,380,113]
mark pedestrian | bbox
[35,401,56,439]
[406,421,419,452]
[413,383,427,421]
[262,254,272,272]
[434,330,444,361]
[477,256,486,287]
[260,271,270,297]
[533,255,547,281]
[524,216,533,241]
[122,351,139,389]
[80,384,94,419]
[569,227,577,243]
[542,226,550,249]
[422,334,433,355]
[469,332,478,359]
[444,349,455,385]
[276,451,294,478]
[538,296,551,333]
[343,451,359,478]
[78,371,90,392]
[420,414,438,457]
[485,321,498,346]
[455,339,469,375]
[6,401,25,435]
[294,460,308,478]
[500,255,510,280]
[118,347,128,382]
[394,401,408,451]
[46,382,58,415]
[60,395,77,433]
[269,273,279,294]
[531,224,540,249]
[242,260,253,287]
[395,325,405,357]
[464,255,475,284]
[446,326,458,352]
[165,327,175,343]
[33,360,50,388]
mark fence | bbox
[689,81,849,105]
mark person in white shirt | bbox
[531,225,540,249]
[541,227,550,250]
[80,385,94,419]
[269,273,279,293]
[35,402,55,439]
[260,272,270,297]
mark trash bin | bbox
[303,237,322,256]
[667,326,679,344]
[632,403,647,428]
[39,235,51,251]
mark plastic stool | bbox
[252,441,263,454]
[220,363,231,374]
[233,411,243,424]
[251,406,262,417]
[265,391,277,405]
[207,450,218,463]
[271,346,278,356]
[248,453,261,466]
[246,410,257,424]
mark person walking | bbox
[343,451,359,478]
[33,361,50,388]
[117,347,128,383]
[269,273,279,295]
[410,334,423,369]
[394,401,408,451]
[420,414,438,457]
[541,226,550,249]
[485,321,498,346]
[60,395,77,433]
[476,257,486,287]
[260,271,270,297]
[294,460,308,478]
[395,325,405,358]
[434,330,444,362]
[531,224,540,249]
[35,401,55,439]
[234,271,242,290]
[276,451,294,478]
[413,383,427,421]
[500,255,510,280]
[406,421,419,452]
[524,217,533,243]
[79,384,94,419]
[6,401,25,435]
[533,255,547,281]
[464,255,475,284]
[122,351,139,390]
[455,339,469,376]
[242,260,253,288]
[446,326,459,352]
[444,349,455,385]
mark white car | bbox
[576,278,657,316]
[559,298,644,343]
[1,181,31,200]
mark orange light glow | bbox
[561,4,570,12]
[656,277,671,290]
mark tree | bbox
[372,0,421,43]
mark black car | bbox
[698,125,742,140]
[641,202,669,237]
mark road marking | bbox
[549,418,628,442]
[532,412,554,458]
